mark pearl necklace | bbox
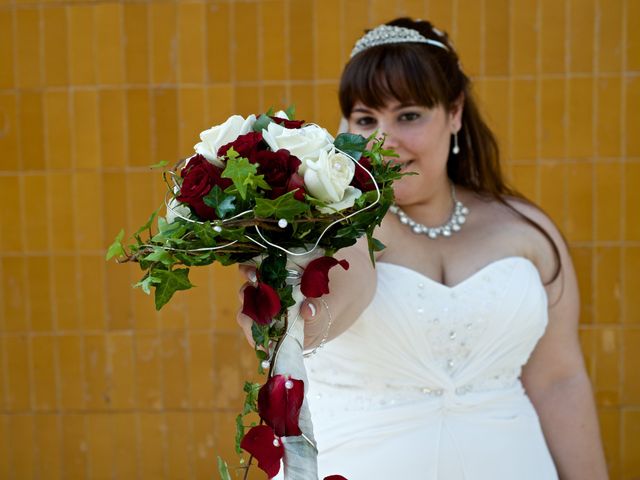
[389,185,469,239]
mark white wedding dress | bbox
[304,256,558,479]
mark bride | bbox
[238,17,607,479]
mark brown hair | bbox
[340,17,562,283]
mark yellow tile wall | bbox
[0,0,637,478]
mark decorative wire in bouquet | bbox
[106,108,402,480]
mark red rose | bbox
[258,375,305,437]
[324,476,349,480]
[217,131,266,160]
[301,257,350,298]
[176,154,232,220]
[242,282,281,325]
[270,116,305,129]
[240,425,284,478]
[286,172,306,201]
[350,156,376,192]
[254,149,306,200]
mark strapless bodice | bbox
[307,257,548,406]
[299,256,558,480]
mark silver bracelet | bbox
[303,298,333,358]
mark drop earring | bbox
[452,131,460,155]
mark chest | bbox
[376,211,537,288]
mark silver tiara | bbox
[350,25,449,58]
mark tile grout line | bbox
[188,2,207,477]
[75,4,95,479]
[563,0,570,237]
[479,0,486,79]
[120,6,137,445]
[15,7,38,476]
[68,4,90,479]
[177,3,194,476]
[99,5,119,480]
[506,0,514,169]
[592,0,600,326]
[535,0,542,205]
[618,0,628,465]
[38,1,64,477]
[312,0,318,121]
[284,0,291,110]
[0,155,636,177]
[132,3,156,478]
[257,0,264,111]
[0,2,19,446]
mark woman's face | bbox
[347,99,461,206]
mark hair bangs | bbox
[340,44,449,117]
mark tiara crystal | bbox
[350,24,449,58]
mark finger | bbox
[237,281,254,302]
[236,309,256,347]
[299,298,318,322]
[238,265,258,283]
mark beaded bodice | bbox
[305,256,549,410]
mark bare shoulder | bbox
[503,196,559,234]
[500,195,569,285]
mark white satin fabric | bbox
[305,257,558,479]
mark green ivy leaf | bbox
[217,456,232,480]
[135,210,159,236]
[259,253,288,288]
[222,155,267,200]
[243,381,261,415]
[105,229,125,260]
[334,133,368,161]
[192,221,218,245]
[370,236,386,252]
[254,191,310,222]
[203,185,237,219]
[277,284,295,311]
[142,248,174,266]
[133,275,161,295]
[251,323,270,350]
[367,231,386,265]
[152,217,187,243]
[252,113,273,133]
[153,268,193,310]
[234,414,245,455]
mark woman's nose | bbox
[380,128,400,149]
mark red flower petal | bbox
[287,172,306,201]
[240,425,284,478]
[324,476,349,480]
[217,131,265,160]
[242,282,281,325]
[258,375,305,437]
[300,257,350,298]
[176,154,231,220]
[350,156,376,192]
[270,116,305,129]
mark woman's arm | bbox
[237,236,379,350]
[301,237,378,349]
[520,205,608,480]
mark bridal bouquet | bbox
[107,108,401,479]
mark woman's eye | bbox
[354,117,376,127]
[399,112,420,122]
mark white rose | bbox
[194,114,256,167]
[317,186,362,214]
[165,197,192,224]
[303,148,357,205]
[262,122,334,173]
